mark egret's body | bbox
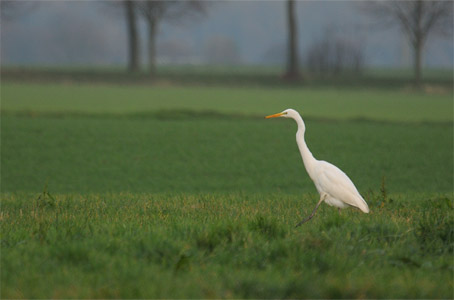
[266,109,369,226]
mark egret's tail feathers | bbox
[357,197,370,213]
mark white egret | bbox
[266,109,369,226]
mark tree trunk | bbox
[285,0,300,80]
[414,39,422,86]
[148,18,157,76]
[124,0,139,73]
[413,0,423,86]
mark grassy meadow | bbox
[1,74,453,298]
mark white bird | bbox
[266,109,369,226]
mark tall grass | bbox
[2,192,452,298]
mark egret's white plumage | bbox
[266,108,369,226]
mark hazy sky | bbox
[1,0,453,68]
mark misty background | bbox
[2,0,453,69]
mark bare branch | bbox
[134,0,208,75]
[421,1,453,37]
[359,0,453,85]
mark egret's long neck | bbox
[294,115,317,178]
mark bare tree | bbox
[361,0,453,86]
[284,0,300,80]
[100,1,140,72]
[124,0,139,72]
[135,0,206,76]
[306,27,365,75]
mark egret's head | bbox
[265,108,299,119]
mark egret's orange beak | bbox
[265,112,285,119]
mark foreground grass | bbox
[1,192,452,298]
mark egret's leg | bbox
[295,194,326,227]
[338,208,341,215]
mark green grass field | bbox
[1,78,453,298]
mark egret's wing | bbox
[315,161,370,213]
